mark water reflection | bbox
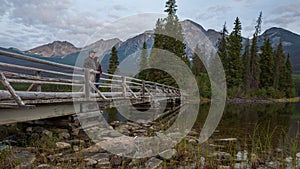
[194,102,300,158]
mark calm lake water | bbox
[103,102,300,157]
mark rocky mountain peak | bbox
[27,41,81,58]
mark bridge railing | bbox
[0,50,180,107]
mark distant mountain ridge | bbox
[26,41,81,58]
[1,19,300,73]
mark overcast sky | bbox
[0,0,299,50]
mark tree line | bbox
[216,12,295,98]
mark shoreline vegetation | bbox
[189,97,300,104]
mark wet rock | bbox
[71,128,80,136]
[133,149,153,158]
[59,132,70,139]
[51,128,69,134]
[236,150,248,162]
[209,151,232,161]
[219,165,231,169]
[73,145,80,152]
[96,137,137,156]
[110,155,123,167]
[187,138,198,145]
[268,161,280,168]
[235,162,249,169]
[285,157,293,163]
[47,153,63,162]
[8,150,36,168]
[58,153,79,163]
[37,164,57,169]
[142,123,151,128]
[145,157,163,169]
[42,130,53,137]
[69,139,85,146]
[200,156,205,166]
[275,148,283,153]
[188,131,199,137]
[178,162,197,169]
[82,144,106,154]
[55,142,71,150]
[135,129,147,133]
[110,120,120,127]
[84,158,98,166]
[96,158,110,168]
[0,144,9,152]
[159,149,177,159]
[127,122,142,128]
[216,138,238,142]
[26,127,33,132]
[33,126,44,133]
[90,152,110,160]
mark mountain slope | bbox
[26,41,81,58]
[259,27,300,73]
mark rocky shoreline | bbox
[1,109,300,168]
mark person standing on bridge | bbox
[83,50,97,83]
[94,56,102,89]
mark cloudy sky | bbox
[0,0,299,50]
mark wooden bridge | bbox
[0,50,182,125]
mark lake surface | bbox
[103,102,300,159]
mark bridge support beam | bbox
[0,73,25,107]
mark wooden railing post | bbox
[0,73,25,106]
[121,76,126,98]
[35,71,41,92]
[84,69,90,99]
[142,80,145,98]
[122,76,126,98]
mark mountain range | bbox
[1,19,300,73]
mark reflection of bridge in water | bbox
[0,50,183,125]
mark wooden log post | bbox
[84,69,90,99]
[27,83,35,91]
[0,72,25,106]
[142,80,145,98]
[89,81,108,100]
[122,76,126,98]
[35,71,41,92]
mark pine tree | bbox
[284,54,296,97]
[250,12,263,89]
[218,23,228,76]
[149,0,187,86]
[273,40,286,90]
[139,42,148,72]
[259,38,274,88]
[138,42,148,79]
[226,17,243,88]
[242,39,251,91]
[107,46,119,75]
[191,45,206,76]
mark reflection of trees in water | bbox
[193,102,298,153]
[104,108,119,123]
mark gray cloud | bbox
[0,0,105,50]
[113,4,128,11]
[265,3,300,26]
[196,5,232,20]
[107,13,122,20]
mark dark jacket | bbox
[95,64,102,79]
[83,57,96,70]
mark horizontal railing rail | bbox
[0,49,181,107]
